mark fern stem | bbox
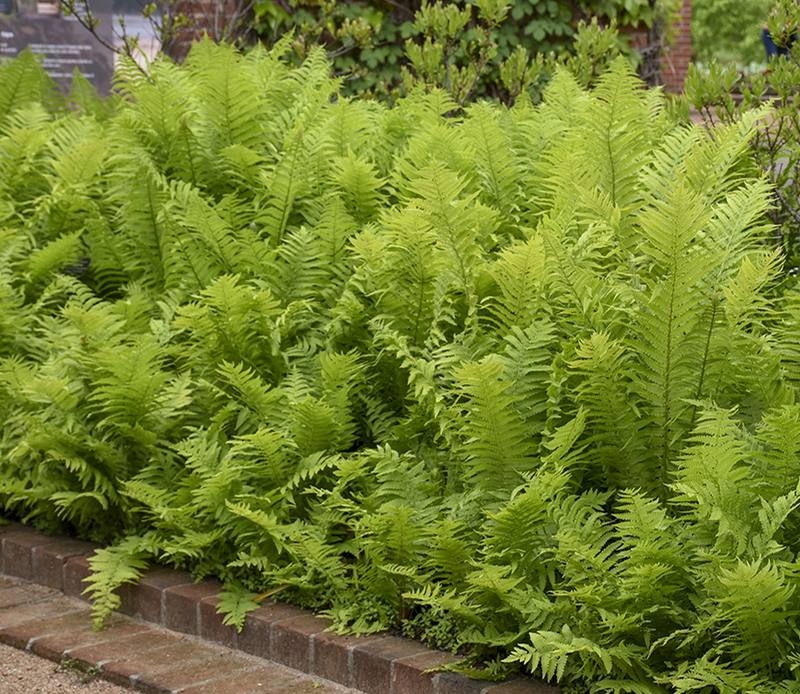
[689,293,719,432]
[660,257,679,506]
[180,119,197,187]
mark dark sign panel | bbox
[0,15,115,93]
[0,0,134,95]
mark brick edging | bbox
[0,522,557,694]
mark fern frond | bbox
[463,101,521,223]
[453,355,534,494]
[713,559,796,676]
[497,321,555,438]
[404,161,483,320]
[0,49,60,132]
[487,236,547,334]
[630,181,716,497]
[84,538,151,629]
[21,230,84,288]
[216,584,261,631]
[753,406,800,498]
[329,151,385,226]
[258,124,307,245]
[376,206,443,346]
[670,405,755,555]
[663,653,765,694]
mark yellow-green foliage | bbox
[0,46,799,694]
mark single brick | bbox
[237,602,309,660]
[351,636,429,694]
[122,569,194,625]
[198,596,237,648]
[2,532,60,580]
[0,525,35,573]
[61,629,182,669]
[484,679,560,694]
[0,596,83,629]
[31,617,154,662]
[392,650,462,694]
[437,672,490,694]
[100,640,213,686]
[136,652,254,693]
[0,608,95,649]
[64,556,95,600]
[0,523,35,536]
[176,666,300,694]
[311,631,382,687]
[0,584,58,609]
[272,614,332,673]
[163,581,221,635]
[268,680,352,694]
[32,538,98,591]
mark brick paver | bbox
[0,573,361,694]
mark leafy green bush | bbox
[233,0,678,99]
[692,0,771,66]
[1,42,799,694]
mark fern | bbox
[1,45,796,692]
[83,538,151,629]
[453,355,534,495]
[0,49,61,133]
[215,584,261,631]
[711,560,796,677]
[630,181,716,499]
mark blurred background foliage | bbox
[692,0,771,67]
[244,0,680,101]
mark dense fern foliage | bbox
[1,46,799,693]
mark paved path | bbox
[0,574,356,694]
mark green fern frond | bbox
[484,467,570,580]
[453,355,534,494]
[681,107,769,203]
[753,406,800,498]
[21,230,84,288]
[662,653,765,694]
[376,206,443,345]
[713,559,796,676]
[723,249,782,332]
[404,161,483,319]
[579,58,652,212]
[215,583,261,631]
[630,181,716,497]
[173,274,282,375]
[487,236,547,334]
[84,538,151,629]
[568,332,649,489]
[312,196,357,285]
[329,151,385,226]
[288,396,340,457]
[670,406,755,555]
[507,624,645,684]
[463,101,521,223]
[67,68,114,120]
[499,321,555,438]
[186,39,267,155]
[0,49,61,132]
[271,227,328,305]
[258,124,306,245]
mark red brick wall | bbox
[661,0,692,92]
[623,0,692,92]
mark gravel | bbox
[0,641,132,694]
